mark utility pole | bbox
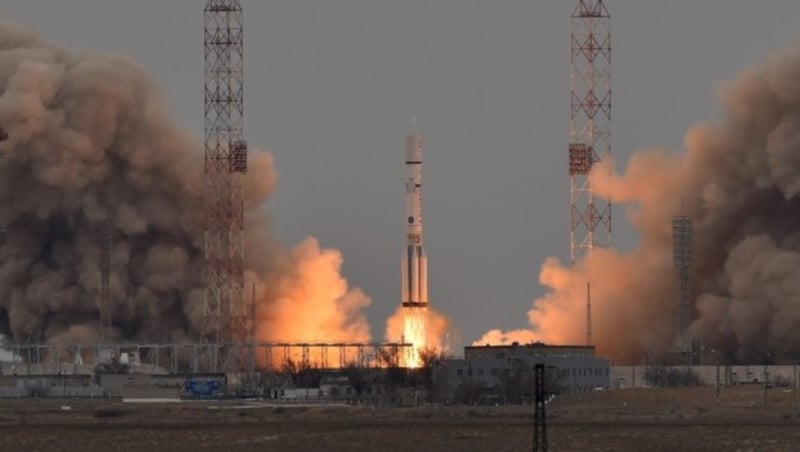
[249,283,256,374]
[710,349,720,405]
[99,219,113,343]
[533,363,548,452]
[763,370,768,404]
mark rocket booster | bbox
[402,132,428,308]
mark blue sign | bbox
[185,379,222,398]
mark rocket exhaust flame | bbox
[478,46,800,362]
[386,305,451,368]
[403,306,427,368]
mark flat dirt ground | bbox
[1,386,800,451]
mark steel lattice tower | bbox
[569,0,611,345]
[672,215,693,360]
[203,0,248,366]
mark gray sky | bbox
[2,1,800,349]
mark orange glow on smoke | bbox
[475,247,676,356]
[474,151,682,357]
[251,237,372,368]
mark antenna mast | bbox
[100,219,113,342]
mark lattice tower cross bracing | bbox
[203,0,249,355]
[672,216,693,357]
[568,0,611,346]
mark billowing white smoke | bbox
[0,24,371,345]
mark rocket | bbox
[401,129,428,309]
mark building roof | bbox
[465,341,596,358]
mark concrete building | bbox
[0,348,21,372]
[435,342,610,404]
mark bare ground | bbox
[1,386,799,451]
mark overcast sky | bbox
[2,1,800,349]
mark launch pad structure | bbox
[78,2,412,381]
[568,0,612,346]
[2,341,412,376]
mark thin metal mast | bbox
[569,0,611,345]
[100,219,113,342]
[586,281,592,346]
[203,0,248,370]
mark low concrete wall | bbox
[0,386,105,398]
[121,385,181,400]
[611,365,800,389]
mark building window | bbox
[467,369,473,377]
[478,369,484,377]
[457,369,463,377]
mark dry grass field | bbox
[1,386,799,451]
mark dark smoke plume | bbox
[479,47,800,362]
[0,24,371,344]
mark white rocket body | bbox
[401,133,428,308]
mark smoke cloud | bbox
[478,47,800,361]
[0,24,371,344]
